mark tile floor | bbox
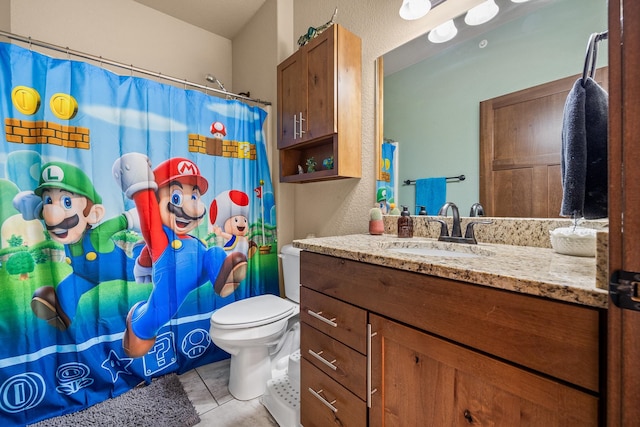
[178,358,279,426]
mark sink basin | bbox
[379,240,494,258]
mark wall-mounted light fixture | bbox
[399,0,432,20]
[464,0,500,26]
[428,20,458,43]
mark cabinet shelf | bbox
[279,134,359,183]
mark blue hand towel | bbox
[415,177,446,215]
[560,77,608,219]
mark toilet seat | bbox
[211,294,295,330]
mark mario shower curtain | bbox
[0,42,278,425]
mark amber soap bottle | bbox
[397,206,414,238]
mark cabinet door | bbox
[277,51,306,149]
[369,314,598,427]
[303,28,335,141]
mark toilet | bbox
[209,244,302,403]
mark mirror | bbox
[377,0,607,217]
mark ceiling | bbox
[133,0,555,76]
[134,0,267,40]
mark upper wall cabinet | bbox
[277,24,362,183]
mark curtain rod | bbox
[0,30,271,106]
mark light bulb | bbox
[399,0,432,20]
[465,0,500,26]
[428,20,458,43]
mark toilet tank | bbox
[279,244,302,303]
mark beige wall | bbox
[287,0,482,239]
[233,0,295,250]
[3,0,232,90]
[0,0,9,32]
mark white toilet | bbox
[209,244,302,403]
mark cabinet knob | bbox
[463,409,474,423]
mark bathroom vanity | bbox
[295,233,606,426]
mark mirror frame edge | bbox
[375,56,384,182]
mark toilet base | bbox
[228,346,271,400]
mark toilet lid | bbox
[211,294,295,329]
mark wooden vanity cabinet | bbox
[277,24,362,183]
[299,251,605,426]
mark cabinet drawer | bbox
[300,286,367,354]
[301,322,367,399]
[300,358,367,427]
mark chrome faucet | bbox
[428,201,492,244]
[437,202,462,238]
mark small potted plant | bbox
[306,157,317,173]
[369,206,385,235]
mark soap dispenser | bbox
[397,206,414,238]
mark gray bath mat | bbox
[29,373,200,427]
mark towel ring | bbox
[582,31,608,87]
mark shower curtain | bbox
[376,140,398,213]
[0,42,279,426]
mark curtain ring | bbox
[66,47,70,60]
[184,79,187,90]
[28,36,32,50]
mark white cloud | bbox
[84,105,187,131]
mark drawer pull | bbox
[307,310,338,327]
[367,324,378,408]
[308,388,338,413]
[308,349,338,370]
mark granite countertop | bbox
[293,234,608,309]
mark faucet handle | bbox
[464,220,493,244]
[427,218,448,238]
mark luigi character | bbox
[112,153,247,358]
[377,187,389,215]
[12,161,140,330]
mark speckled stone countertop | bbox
[293,233,608,309]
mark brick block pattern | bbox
[188,133,256,160]
[5,118,90,149]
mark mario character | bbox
[209,190,258,259]
[112,153,247,358]
[12,161,140,330]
